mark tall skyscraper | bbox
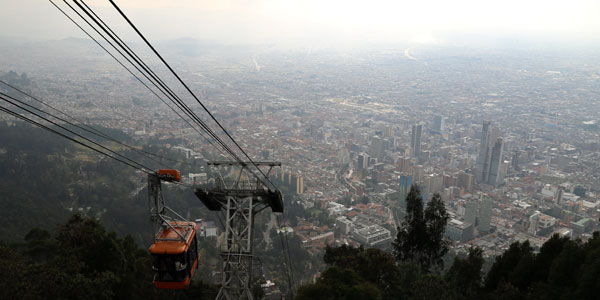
[476,121,504,187]
[476,121,491,183]
[357,153,369,170]
[411,124,422,159]
[488,138,504,187]
[433,115,445,133]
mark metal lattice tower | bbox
[195,161,283,300]
[148,172,191,242]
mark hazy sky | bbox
[1,0,599,47]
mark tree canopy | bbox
[0,214,218,300]
[297,232,600,300]
[393,185,449,271]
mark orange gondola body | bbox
[149,221,199,289]
[157,169,181,182]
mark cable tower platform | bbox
[195,161,283,300]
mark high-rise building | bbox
[556,187,564,204]
[383,126,393,138]
[411,124,422,159]
[424,173,444,195]
[296,175,304,194]
[512,151,520,171]
[370,136,384,160]
[476,121,491,183]
[528,211,541,235]
[464,199,478,226]
[488,138,504,187]
[399,174,412,198]
[476,121,504,187]
[433,115,445,133]
[443,173,458,188]
[397,156,411,173]
[338,148,350,165]
[479,197,493,233]
[458,172,473,192]
[357,153,369,170]
[283,171,292,185]
[413,165,424,183]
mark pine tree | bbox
[424,193,450,269]
[445,247,484,300]
[393,185,449,272]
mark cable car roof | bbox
[149,221,198,255]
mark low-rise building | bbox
[351,223,392,247]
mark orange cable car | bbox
[157,169,181,182]
[149,221,200,289]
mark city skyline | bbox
[1,3,600,294]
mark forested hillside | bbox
[0,121,209,243]
[0,122,147,242]
[0,214,218,300]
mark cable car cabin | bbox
[149,221,199,289]
[157,169,181,182]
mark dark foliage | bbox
[296,231,600,300]
[445,247,484,300]
[393,185,449,271]
[295,266,382,300]
[322,245,403,299]
[0,214,217,300]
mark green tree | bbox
[484,241,535,292]
[575,232,600,300]
[488,283,523,300]
[424,193,450,269]
[295,266,382,300]
[323,245,401,299]
[0,214,219,300]
[531,234,572,283]
[445,247,484,300]
[412,273,450,300]
[393,185,449,271]
[0,245,29,299]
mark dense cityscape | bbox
[2,36,600,297]
[3,38,600,255]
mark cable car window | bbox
[152,254,188,282]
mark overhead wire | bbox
[79,0,230,155]
[49,0,232,161]
[53,0,295,291]
[61,0,225,153]
[70,0,242,164]
[0,80,192,167]
[275,214,295,297]
[0,102,152,175]
[102,1,294,291]
[107,0,279,190]
[0,94,155,174]
[56,0,277,190]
